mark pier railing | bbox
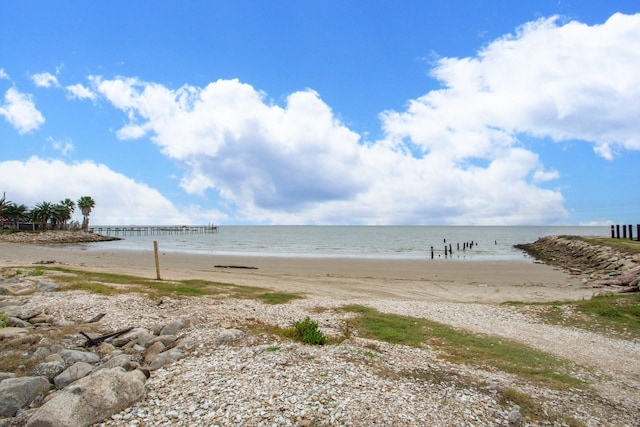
[610,224,640,241]
[88,225,219,237]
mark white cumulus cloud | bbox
[66,83,96,101]
[0,88,45,134]
[31,72,59,88]
[86,75,563,224]
[47,136,74,156]
[382,13,640,161]
[0,157,211,225]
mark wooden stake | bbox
[153,240,161,280]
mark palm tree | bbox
[0,193,10,220]
[77,196,95,231]
[32,201,54,230]
[0,194,9,229]
[54,199,75,230]
[3,203,29,229]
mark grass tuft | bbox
[256,292,302,305]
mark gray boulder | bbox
[134,329,155,347]
[58,349,100,365]
[143,341,165,366]
[215,328,244,345]
[508,406,524,427]
[148,348,183,370]
[0,376,50,417]
[0,372,16,382]
[30,347,52,361]
[35,281,59,293]
[159,318,188,336]
[54,362,94,389]
[100,354,139,371]
[8,316,32,328]
[26,368,147,427]
[29,361,65,382]
[109,328,148,347]
[0,327,28,340]
[146,334,177,348]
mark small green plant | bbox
[292,316,327,345]
[0,312,7,328]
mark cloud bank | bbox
[0,157,196,225]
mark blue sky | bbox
[1,1,639,226]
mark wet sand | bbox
[0,242,594,303]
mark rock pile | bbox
[0,282,197,427]
[0,231,119,245]
[515,236,640,290]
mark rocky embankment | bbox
[515,235,640,291]
[0,231,119,244]
[0,279,205,427]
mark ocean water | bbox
[84,225,609,261]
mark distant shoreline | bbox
[0,230,120,244]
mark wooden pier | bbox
[88,225,219,237]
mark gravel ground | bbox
[9,290,639,427]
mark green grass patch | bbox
[505,293,640,340]
[256,292,302,305]
[1,266,304,303]
[342,304,426,347]
[67,282,122,295]
[342,304,584,390]
[0,312,7,328]
[579,236,640,255]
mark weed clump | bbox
[0,312,7,328]
[292,316,327,345]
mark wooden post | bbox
[430,246,434,259]
[623,225,627,239]
[611,225,615,238]
[153,240,161,280]
[616,224,620,239]
[637,224,640,242]
[629,225,634,241]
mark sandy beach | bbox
[0,241,592,303]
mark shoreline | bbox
[0,241,592,303]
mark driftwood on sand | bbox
[81,327,134,347]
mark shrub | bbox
[293,316,327,345]
[0,312,7,328]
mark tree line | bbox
[0,194,95,231]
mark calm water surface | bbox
[82,226,609,261]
